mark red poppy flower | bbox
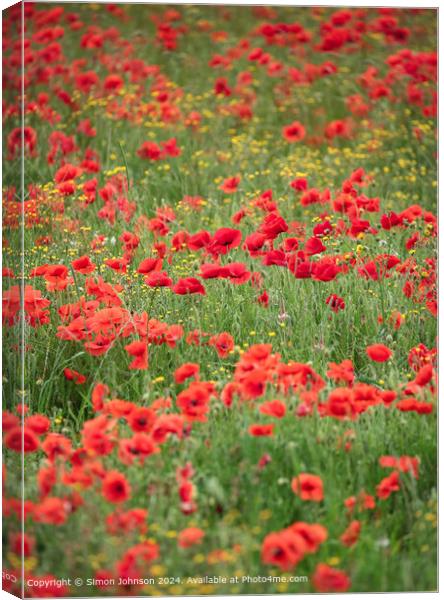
[327,360,354,385]
[323,387,356,420]
[311,260,340,282]
[226,263,251,284]
[312,564,351,592]
[105,508,148,536]
[172,277,206,295]
[43,265,70,291]
[398,456,420,478]
[5,427,39,453]
[262,248,285,267]
[54,163,82,183]
[33,497,68,525]
[304,236,326,256]
[290,177,308,191]
[177,381,213,422]
[76,70,99,93]
[137,257,163,274]
[104,74,123,93]
[260,213,288,239]
[325,118,351,139]
[376,470,400,499]
[119,433,159,464]
[200,263,229,279]
[118,541,159,578]
[282,121,306,142]
[104,257,128,273]
[249,424,274,436]
[219,176,240,193]
[244,232,267,254]
[145,271,172,287]
[259,400,286,418]
[102,470,131,503]
[178,527,205,548]
[24,414,51,436]
[257,290,269,307]
[127,407,156,433]
[291,473,324,502]
[7,126,37,159]
[152,414,184,444]
[261,529,307,571]
[209,332,234,358]
[3,411,19,431]
[379,455,419,479]
[91,383,109,412]
[414,363,434,387]
[64,368,86,385]
[125,340,149,370]
[340,520,361,547]
[396,398,433,414]
[71,255,96,274]
[188,230,211,251]
[326,294,345,313]
[174,363,200,384]
[162,138,181,157]
[9,532,35,557]
[137,141,162,160]
[103,401,135,419]
[119,231,140,251]
[288,522,328,553]
[214,77,231,96]
[41,433,72,461]
[78,118,96,137]
[366,343,392,362]
[210,228,242,254]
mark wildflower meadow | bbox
[2,3,437,597]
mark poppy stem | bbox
[118,141,132,195]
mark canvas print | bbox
[2,2,437,597]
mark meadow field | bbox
[2,3,437,596]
